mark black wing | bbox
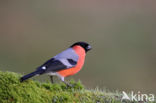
[38,58,77,73]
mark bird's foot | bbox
[63,81,73,87]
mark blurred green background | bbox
[0,1,156,94]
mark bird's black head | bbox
[71,42,92,52]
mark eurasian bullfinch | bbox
[20,42,92,86]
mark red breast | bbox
[57,45,86,77]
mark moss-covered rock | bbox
[0,71,121,103]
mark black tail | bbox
[20,70,44,82]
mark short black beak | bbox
[87,45,92,50]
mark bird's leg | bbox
[50,76,54,83]
[60,77,72,87]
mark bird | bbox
[20,42,92,86]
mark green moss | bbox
[0,71,123,103]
